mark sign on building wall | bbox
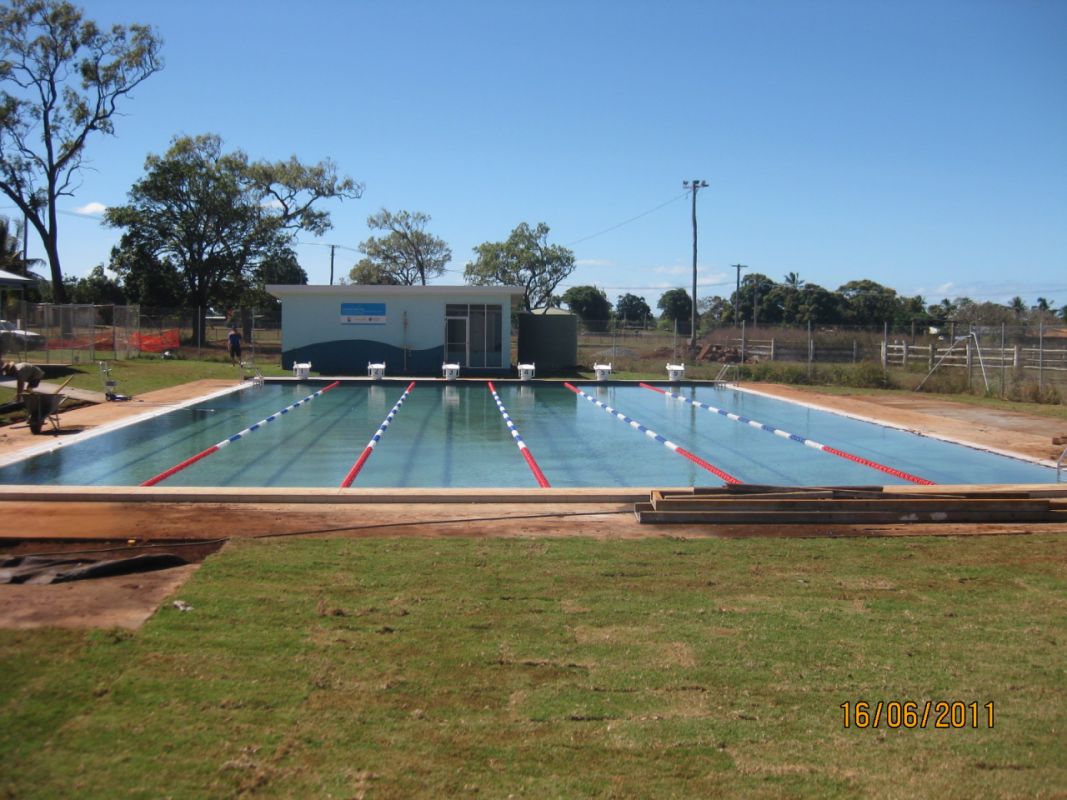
[340,302,387,324]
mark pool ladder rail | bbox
[241,360,264,386]
[1058,445,1066,482]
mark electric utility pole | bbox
[683,179,708,354]
[330,244,337,285]
[732,264,748,323]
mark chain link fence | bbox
[567,318,1067,401]
[3,302,1063,403]
[0,301,282,366]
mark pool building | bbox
[267,284,526,375]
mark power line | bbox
[566,193,688,246]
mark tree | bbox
[1010,296,1026,319]
[70,264,124,304]
[108,233,184,307]
[616,293,652,324]
[657,288,692,332]
[350,209,450,286]
[733,273,778,324]
[464,222,575,313]
[105,133,361,336]
[836,279,900,326]
[698,295,729,326]
[0,0,163,303]
[795,283,838,324]
[348,260,400,285]
[561,285,612,331]
[243,246,307,325]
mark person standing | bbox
[228,327,243,365]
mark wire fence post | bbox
[807,320,813,377]
[1039,319,1044,393]
[1000,323,1006,398]
[881,321,888,376]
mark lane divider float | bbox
[487,381,550,488]
[142,381,341,486]
[340,381,416,488]
[563,382,741,484]
[639,383,934,485]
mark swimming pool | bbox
[0,382,1056,488]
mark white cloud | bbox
[575,259,614,267]
[74,202,107,216]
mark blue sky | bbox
[6,0,1066,309]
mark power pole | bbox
[683,178,708,354]
[329,244,337,285]
[732,264,748,323]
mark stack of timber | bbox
[635,484,1067,525]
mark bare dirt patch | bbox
[0,539,224,629]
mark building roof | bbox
[0,269,34,288]
[267,284,526,299]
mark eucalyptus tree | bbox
[105,133,361,337]
[465,222,575,313]
[0,0,163,302]
[351,209,451,286]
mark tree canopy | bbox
[105,133,360,324]
[561,285,612,330]
[657,288,692,331]
[0,0,163,302]
[616,293,652,323]
[350,209,450,286]
[464,222,575,313]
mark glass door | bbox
[445,316,467,364]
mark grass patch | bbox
[2,534,1065,798]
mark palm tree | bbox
[1035,297,1053,312]
[1009,296,1026,318]
[0,216,44,278]
[783,272,804,289]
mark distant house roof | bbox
[0,269,34,288]
[528,307,575,316]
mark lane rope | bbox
[487,381,550,488]
[340,381,416,488]
[563,382,741,484]
[141,381,341,487]
[639,383,935,485]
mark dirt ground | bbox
[1,379,1065,629]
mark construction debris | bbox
[635,484,1067,525]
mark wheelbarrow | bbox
[24,390,66,435]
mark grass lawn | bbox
[2,534,1064,798]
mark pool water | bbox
[0,383,1055,488]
